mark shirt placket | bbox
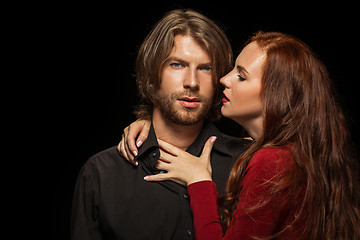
[145,148,195,239]
[178,184,194,239]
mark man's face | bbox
[155,35,215,125]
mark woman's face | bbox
[220,41,266,137]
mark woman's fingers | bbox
[117,119,151,166]
[158,149,176,163]
[158,139,181,156]
[144,173,186,186]
[119,136,128,159]
[154,158,169,170]
[144,173,169,182]
[121,139,138,166]
[200,136,217,159]
[117,127,138,165]
[135,120,151,148]
[125,125,141,158]
[143,137,217,186]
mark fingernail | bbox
[144,176,149,180]
[134,160,138,166]
[133,151,138,157]
[136,140,143,148]
[211,136,217,143]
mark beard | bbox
[155,90,213,125]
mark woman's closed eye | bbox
[237,74,246,81]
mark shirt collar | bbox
[136,120,233,161]
[186,120,233,157]
[136,123,158,158]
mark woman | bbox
[119,32,360,239]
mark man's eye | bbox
[170,63,182,68]
[202,66,212,72]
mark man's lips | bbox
[222,93,230,103]
[178,97,200,108]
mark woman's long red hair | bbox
[218,31,360,239]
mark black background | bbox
[47,2,359,239]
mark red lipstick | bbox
[222,92,230,103]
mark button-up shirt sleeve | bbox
[71,161,102,240]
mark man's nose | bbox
[183,69,199,90]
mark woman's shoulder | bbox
[254,146,291,159]
[249,146,292,171]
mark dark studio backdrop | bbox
[49,2,359,239]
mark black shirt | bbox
[71,121,250,240]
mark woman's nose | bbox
[220,72,231,88]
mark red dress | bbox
[187,147,304,240]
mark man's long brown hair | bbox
[218,31,360,239]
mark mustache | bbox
[170,90,206,101]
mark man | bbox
[71,9,250,240]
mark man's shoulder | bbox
[219,133,252,155]
[89,146,119,160]
[220,133,252,146]
[82,146,131,173]
[204,121,252,157]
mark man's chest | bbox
[98,172,194,240]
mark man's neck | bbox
[152,109,204,151]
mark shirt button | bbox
[187,229,192,236]
[183,194,189,199]
[152,151,158,158]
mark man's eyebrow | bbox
[198,62,213,67]
[237,65,250,75]
[165,57,212,66]
[165,57,189,65]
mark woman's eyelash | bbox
[237,74,246,81]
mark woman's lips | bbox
[222,93,230,103]
[178,97,200,108]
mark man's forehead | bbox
[168,35,212,64]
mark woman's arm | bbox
[147,145,292,239]
[187,181,224,240]
[188,147,293,240]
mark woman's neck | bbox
[236,116,263,142]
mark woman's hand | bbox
[144,136,217,186]
[117,119,151,166]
